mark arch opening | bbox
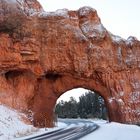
[55,88,108,122]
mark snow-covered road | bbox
[22,119,98,140]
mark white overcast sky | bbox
[38,0,140,102]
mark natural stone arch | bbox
[31,73,110,127]
[30,71,133,127]
[0,0,140,127]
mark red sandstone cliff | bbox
[0,0,140,127]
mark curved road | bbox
[24,119,98,140]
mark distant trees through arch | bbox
[55,90,108,120]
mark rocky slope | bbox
[0,0,140,127]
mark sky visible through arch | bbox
[38,0,140,101]
[56,88,88,103]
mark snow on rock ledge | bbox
[0,0,43,16]
[78,6,96,17]
[39,9,69,18]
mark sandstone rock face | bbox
[0,0,140,127]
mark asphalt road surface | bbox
[23,119,98,140]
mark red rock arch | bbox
[0,0,140,127]
[30,71,140,127]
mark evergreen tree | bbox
[55,91,108,120]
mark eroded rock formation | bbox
[0,0,140,127]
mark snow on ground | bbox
[0,105,38,140]
[80,119,140,140]
[0,104,66,140]
[0,105,140,140]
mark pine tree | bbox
[55,91,108,120]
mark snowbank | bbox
[0,105,67,140]
[0,105,37,140]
